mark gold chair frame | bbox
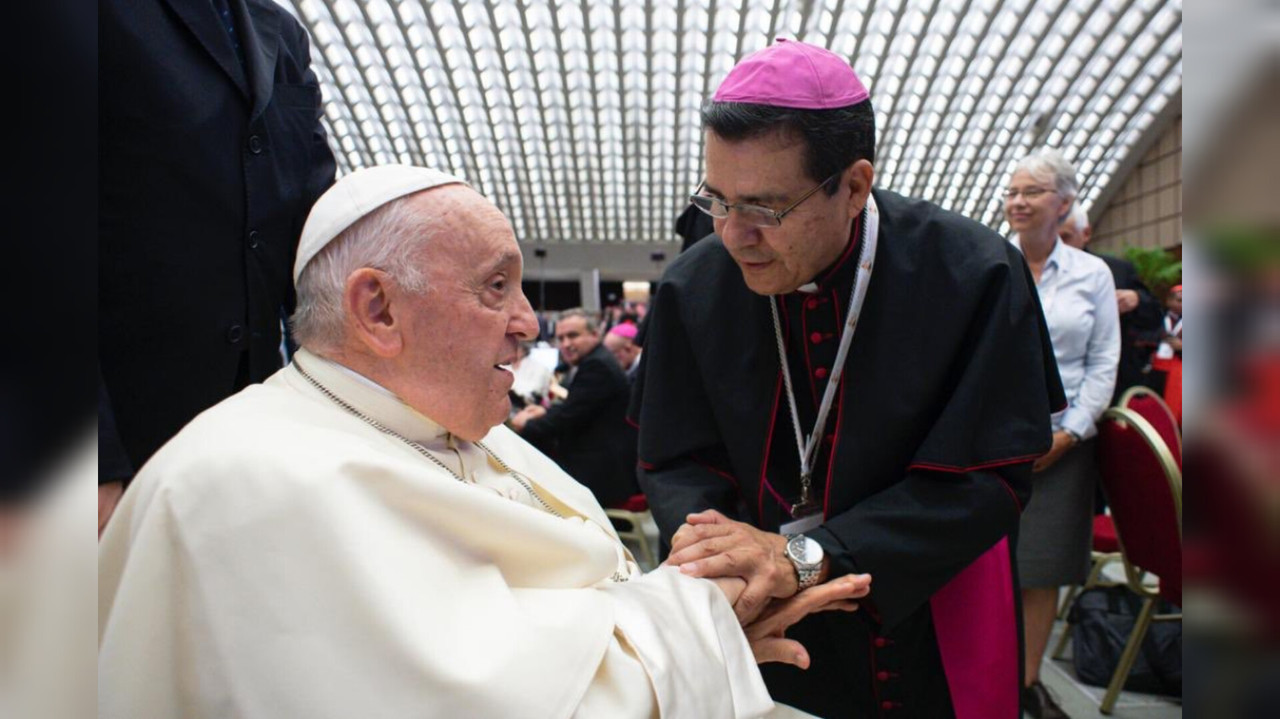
[1051,407,1183,714]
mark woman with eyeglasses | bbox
[1005,148,1121,719]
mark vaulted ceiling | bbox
[282,0,1182,245]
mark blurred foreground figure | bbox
[631,40,1064,718]
[98,166,869,719]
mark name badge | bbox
[780,512,823,535]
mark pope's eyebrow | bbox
[481,250,522,275]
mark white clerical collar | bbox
[293,348,450,442]
[326,356,402,401]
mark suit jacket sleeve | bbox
[1120,261,1164,340]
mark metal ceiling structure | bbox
[282,0,1182,245]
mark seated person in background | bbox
[603,321,643,380]
[512,309,639,507]
[97,165,871,719]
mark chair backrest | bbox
[1097,407,1183,605]
[1119,386,1182,468]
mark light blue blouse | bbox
[1013,238,1121,440]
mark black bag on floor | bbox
[1068,585,1182,696]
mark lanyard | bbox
[768,194,880,517]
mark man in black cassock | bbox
[629,40,1064,719]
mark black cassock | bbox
[630,190,1065,719]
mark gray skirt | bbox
[1016,438,1098,588]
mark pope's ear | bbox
[343,267,403,358]
[843,159,875,219]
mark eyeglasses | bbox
[690,173,840,228]
[1003,187,1057,201]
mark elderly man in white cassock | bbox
[97,165,871,719]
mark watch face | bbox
[789,535,822,564]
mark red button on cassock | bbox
[877,671,890,682]
[810,331,824,344]
[881,700,896,711]
[814,367,828,379]
[874,637,888,648]
[806,298,819,310]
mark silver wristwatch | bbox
[785,534,825,590]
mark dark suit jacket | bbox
[522,344,639,507]
[1096,253,1163,402]
[99,0,335,472]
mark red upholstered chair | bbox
[1092,514,1119,554]
[1054,517,1123,623]
[1119,386,1182,469]
[1087,407,1183,713]
[606,494,656,569]
[1056,388,1182,623]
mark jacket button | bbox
[805,298,819,310]
[247,230,260,249]
[813,367,828,380]
[226,324,245,344]
[809,331,823,344]
[248,135,263,154]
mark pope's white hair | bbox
[290,194,434,351]
[1014,147,1079,201]
[1063,202,1090,231]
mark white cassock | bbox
[98,349,783,719]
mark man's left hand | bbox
[1033,430,1077,473]
[745,573,872,668]
[509,405,546,432]
[1116,289,1139,314]
[666,509,803,623]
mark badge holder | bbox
[780,473,823,535]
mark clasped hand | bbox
[668,509,872,669]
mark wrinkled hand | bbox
[509,405,546,432]
[1033,430,1077,473]
[1116,289,1139,314]
[667,509,800,623]
[99,481,125,538]
[746,573,872,668]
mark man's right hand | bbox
[744,573,872,669]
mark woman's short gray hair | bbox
[290,194,434,350]
[1014,148,1079,201]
